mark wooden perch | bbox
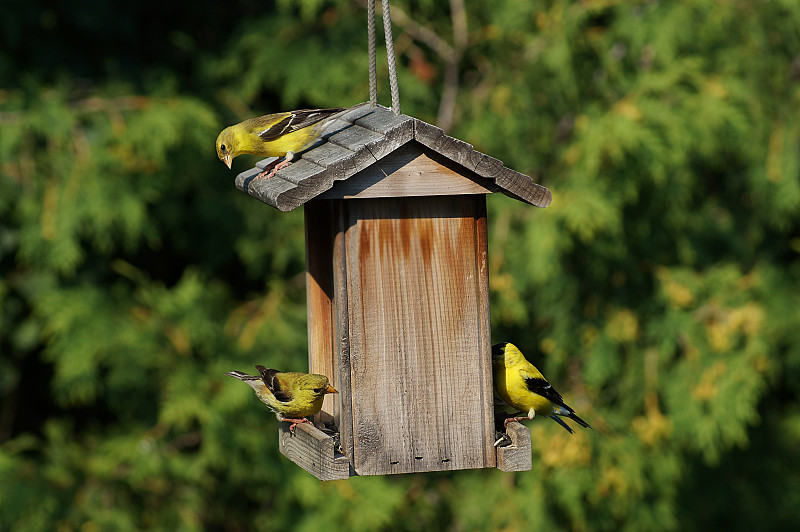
[278,422,351,481]
[496,421,532,472]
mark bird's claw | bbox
[286,418,312,434]
[255,159,292,180]
[503,416,525,428]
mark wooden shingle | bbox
[235,103,551,212]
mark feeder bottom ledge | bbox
[278,422,351,481]
[279,420,532,479]
[495,421,532,472]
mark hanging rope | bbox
[367,0,377,108]
[381,0,401,116]
[366,0,401,116]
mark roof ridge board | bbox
[411,118,484,172]
[494,166,552,208]
[412,117,552,208]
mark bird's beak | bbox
[325,385,338,394]
[222,154,232,169]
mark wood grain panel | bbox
[332,200,355,467]
[344,195,494,475]
[304,201,337,423]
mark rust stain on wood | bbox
[343,195,495,475]
[303,194,496,477]
[305,201,337,419]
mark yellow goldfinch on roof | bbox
[216,107,345,178]
[225,365,337,432]
[492,342,592,434]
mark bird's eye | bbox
[220,144,226,151]
[313,388,322,394]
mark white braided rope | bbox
[367,0,378,107]
[381,0,401,116]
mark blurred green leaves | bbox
[2,0,800,531]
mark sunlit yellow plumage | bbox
[492,342,592,434]
[225,365,337,431]
[216,107,345,178]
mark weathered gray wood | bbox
[332,200,355,469]
[328,125,383,168]
[354,108,413,138]
[473,152,504,178]
[474,197,496,467]
[278,422,351,481]
[496,421,532,472]
[336,103,376,123]
[343,196,495,475]
[316,117,356,142]
[255,156,281,169]
[493,167,552,208]
[412,119,482,171]
[354,111,414,161]
[236,172,296,211]
[317,143,501,200]
[234,166,263,193]
[234,102,552,212]
[302,142,357,171]
[274,159,325,186]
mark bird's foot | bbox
[272,159,292,173]
[503,416,526,429]
[255,158,292,179]
[284,417,312,433]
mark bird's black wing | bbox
[256,365,293,403]
[525,377,575,413]
[258,108,345,141]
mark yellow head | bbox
[492,342,526,370]
[297,373,338,397]
[216,126,239,169]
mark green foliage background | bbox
[2,0,800,530]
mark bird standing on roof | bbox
[225,365,338,432]
[216,107,345,179]
[492,342,592,434]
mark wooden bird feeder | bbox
[235,103,550,479]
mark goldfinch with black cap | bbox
[492,342,592,434]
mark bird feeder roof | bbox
[234,103,552,212]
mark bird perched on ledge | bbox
[225,365,338,432]
[216,107,345,179]
[492,342,592,434]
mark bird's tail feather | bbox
[225,371,259,381]
[567,412,593,430]
[550,416,575,434]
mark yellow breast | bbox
[493,361,555,417]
